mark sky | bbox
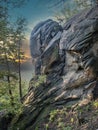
[10,0,93,40]
[10,0,65,39]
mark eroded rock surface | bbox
[12,6,98,130]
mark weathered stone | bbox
[30,19,62,75]
[30,19,62,58]
[11,6,98,130]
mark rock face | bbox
[13,6,98,130]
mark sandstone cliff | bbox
[11,6,98,130]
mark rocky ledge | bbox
[11,6,98,130]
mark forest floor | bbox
[37,98,98,130]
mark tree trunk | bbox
[4,49,14,106]
[18,40,22,101]
[7,76,14,106]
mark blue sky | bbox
[10,0,66,38]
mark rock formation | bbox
[12,6,98,130]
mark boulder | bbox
[30,19,62,58]
[12,6,98,130]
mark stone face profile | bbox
[13,6,98,130]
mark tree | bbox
[0,0,27,107]
[0,3,15,106]
[54,0,94,23]
[12,17,27,100]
